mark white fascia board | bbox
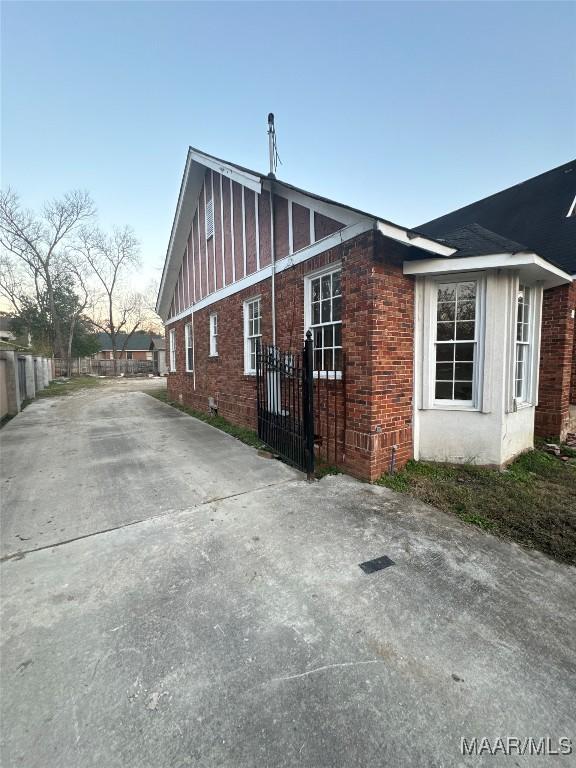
[157,152,263,319]
[403,251,572,289]
[188,149,262,194]
[377,221,456,257]
[164,220,373,325]
[156,150,194,315]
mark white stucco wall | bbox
[414,269,542,467]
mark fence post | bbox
[303,330,315,480]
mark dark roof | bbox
[96,332,161,351]
[430,223,529,258]
[418,160,576,273]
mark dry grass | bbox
[378,449,576,565]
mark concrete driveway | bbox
[1,380,574,767]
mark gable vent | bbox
[205,198,214,240]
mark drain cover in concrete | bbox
[359,555,395,574]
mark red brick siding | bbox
[571,309,576,406]
[198,187,208,297]
[213,172,223,290]
[292,202,311,252]
[273,195,289,260]
[258,192,272,268]
[244,189,257,274]
[232,181,244,280]
[192,212,200,302]
[221,178,233,284]
[315,212,345,240]
[166,174,347,313]
[166,230,415,481]
[535,281,576,440]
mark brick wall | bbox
[535,281,576,440]
[166,230,415,480]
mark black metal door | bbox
[256,332,315,478]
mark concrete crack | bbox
[272,660,383,682]
[0,478,296,563]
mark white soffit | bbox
[403,251,572,289]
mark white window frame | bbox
[304,263,343,379]
[420,274,486,411]
[184,322,194,372]
[169,328,176,372]
[243,296,261,375]
[209,313,218,357]
[514,283,534,405]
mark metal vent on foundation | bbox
[359,555,395,574]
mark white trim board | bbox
[189,147,262,194]
[158,151,456,319]
[403,251,572,289]
[164,220,372,324]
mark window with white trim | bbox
[127,351,133,360]
[515,285,532,401]
[184,322,194,372]
[209,313,218,356]
[169,328,176,371]
[205,198,214,240]
[244,297,261,374]
[434,280,478,403]
[307,267,342,371]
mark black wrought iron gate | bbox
[256,332,315,478]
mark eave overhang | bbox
[403,251,572,289]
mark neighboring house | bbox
[419,161,576,441]
[0,316,16,344]
[94,332,159,361]
[149,336,168,375]
[156,147,572,480]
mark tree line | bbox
[0,188,160,374]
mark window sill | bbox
[428,402,480,412]
[185,369,194,374]
[313,371,342,380]
[514,400,534,411]
[244,371,256,377]
[208,354,219,359]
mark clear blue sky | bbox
[2,1,575,290]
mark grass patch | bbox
[377,453,576,565]
[35,376,104,398]
[314,462,342,479]
[148,388,264,449]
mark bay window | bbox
[514,285,532,402]
[434,280,478,404]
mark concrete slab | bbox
[0,380,298,558]
[1,380,575,767]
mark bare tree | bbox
[62,256,93,376]
[0,188,95,357]
[75,225,142,374]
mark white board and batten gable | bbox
[156,147,455,322]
